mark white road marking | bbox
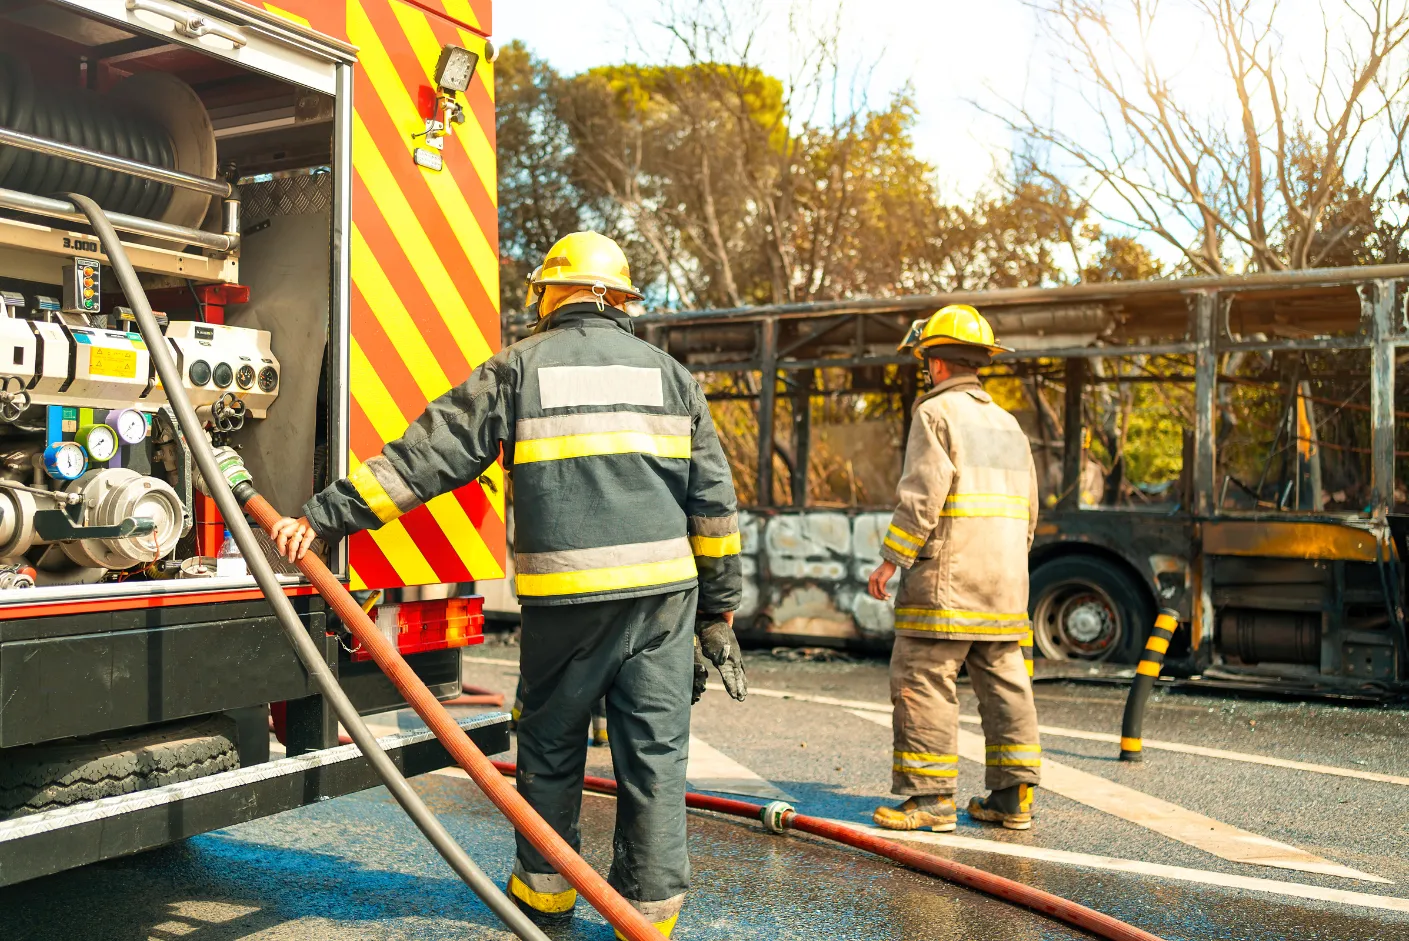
[846,709,1387,883]
[971,718,1409,788]
[817,820,1409,915]
[720,682,1409,788]
[687,735,795,801]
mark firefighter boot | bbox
[967,784,1035,830]
[872,795,958,832]
[614,913,679,940]
[507,865,577,924]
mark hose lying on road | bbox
[487,760,1166,941]
[69,194,551,941]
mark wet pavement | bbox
[3,643,1407,940]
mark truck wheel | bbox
[1029,555,1154,664]
[0,716,239,820]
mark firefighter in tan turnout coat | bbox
[867,305,1042,831]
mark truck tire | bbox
[1029,554,1154,664]
[0,715,239,820]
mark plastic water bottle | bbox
[215,528,247,578]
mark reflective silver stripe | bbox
[512,860,573,895]
[893,750,959,777]
[516,411,690,441]
[630,893,686,922]
[537,365,664,408]
[687,513,739,537]
[515,537,694,575]
[364,454,419,513]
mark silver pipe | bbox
[0,125,233,198]
[0,186,234,253]
[328,61,354,578]
[221,197,241,238]
[67,192,548,941]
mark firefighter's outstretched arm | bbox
[868,408,956,600]
[274,353,515,560]
[685,382,747,700]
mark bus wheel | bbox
[1029,555,1154,664]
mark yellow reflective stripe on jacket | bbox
[939,492,1031,520]
[894,608,1030,632]
[514,430,692,464]
[887,523,924,548]
[349,461,403,525]
[985,744,1042,768]
[516,556,697,597]
[690,532,741,558]
[884,523,923,559]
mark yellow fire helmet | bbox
[900,304,1012,359]
[531,231,643,300]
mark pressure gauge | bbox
[212,362,234,388]
[42,441,88,481]
[235,363,255,390]
[112,408,148,445]
[188,359,211,386]
[77,423,119,463]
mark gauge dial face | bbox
[43,442,88,480]
[78,424,118,462]
[235,364,255,390]
[114,408,148,445]
[212,362,234,388]
[189,359,211,386]
[257,366,278,392]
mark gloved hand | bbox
[697,614,747,701]
[692,640,709,705]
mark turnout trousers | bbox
[890,636,1041,796]
[513,587,696,924]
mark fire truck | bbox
[0,0,507,886]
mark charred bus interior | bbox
[631,269,1409,697]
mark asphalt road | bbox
[4,640,1407,941]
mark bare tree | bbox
[1003,0,1409,273]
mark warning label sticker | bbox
[89,347,138,379]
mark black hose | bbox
[1119,608,1179,761]
[1,56,174,217]
[67,194,547,941]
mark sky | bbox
[493,0,1047,199]
[492,0,1398,265]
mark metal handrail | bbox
[0,125,232,198]
[0,186,235,253]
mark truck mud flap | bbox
[0,713,510,888]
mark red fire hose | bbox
[242,495,666,941]
[485,760,1164,941]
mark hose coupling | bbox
[760,800,794,834]
[195,445,255,501]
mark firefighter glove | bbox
[692,639,709,705]
[697,615,747,701]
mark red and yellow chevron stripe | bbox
[264,0,504,590]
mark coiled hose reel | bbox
[0,53,216,228]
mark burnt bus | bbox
[631,265,1409,697]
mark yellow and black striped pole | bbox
[1119,608,1179,761]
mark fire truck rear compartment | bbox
[0,3,333,595]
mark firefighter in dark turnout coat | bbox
[273,231,746,938]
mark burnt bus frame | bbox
[617,266,1409,689]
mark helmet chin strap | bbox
[591,282,607,311]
